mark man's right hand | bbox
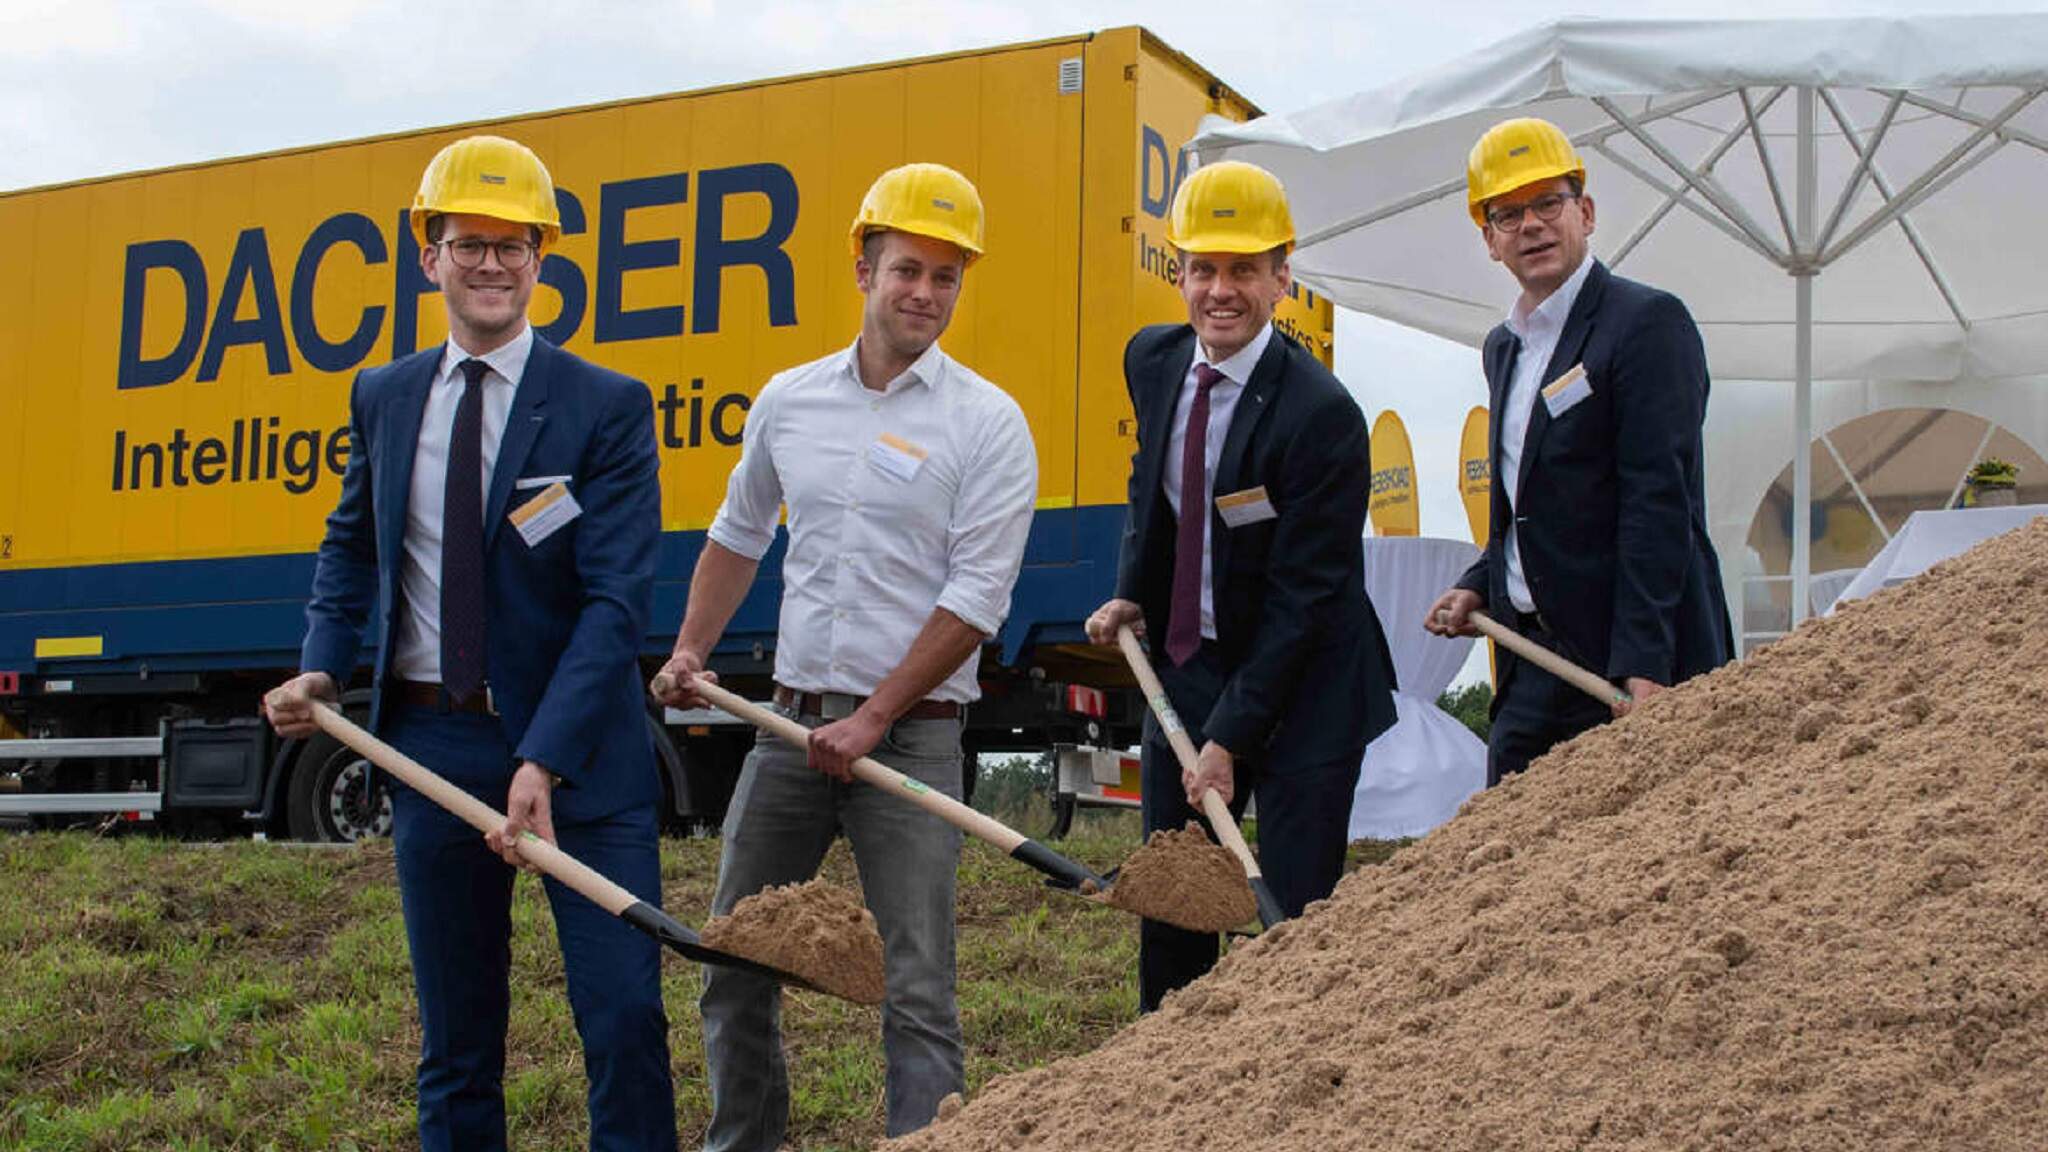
[1085,598,1145,646]
[263,672,339,739]
[650,648,717,709]
[1423,589,1484,638]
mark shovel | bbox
[1465,610,1634,708]
[1115,626,1284,929]
[658,675,1110,893]
[308,701,820,992]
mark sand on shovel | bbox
[1096,820,1258,933]
[699,879,885,1005]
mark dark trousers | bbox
[1485,619,1614,787]
[385,705,677,1152]
[1137,642,1363,1013]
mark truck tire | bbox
[286,725,392,843]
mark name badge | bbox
[868,432,929,482]
[509,481,581,547]
[1216,485,1278,528]
[1542,364,1592,418]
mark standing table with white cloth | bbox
[1351,537,1488,840]
[1827,506,2048,614]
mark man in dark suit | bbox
[1087,161,1397,1012]
[1426,117,1733,786]
[263,135,674,1152]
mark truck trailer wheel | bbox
[287,728,393,843]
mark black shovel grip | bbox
[1010,838,1108,891]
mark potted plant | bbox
[1966,457,2021,507]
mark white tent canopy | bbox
[1195,14,2048,626]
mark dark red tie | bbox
[441,358,489,706]
[1166,363,1223,666]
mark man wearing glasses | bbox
[1424,117,1732,785]
[263,135,674,1151]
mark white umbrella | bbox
[1193,13,2048,625]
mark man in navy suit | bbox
[263,135,674,1152]
[1087,161,1397,1012]
[1426,117,1733,786]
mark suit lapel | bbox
[1210,333,1286,594]
[1483,329,1517,537]
[485,336,553,550]
[1136,329,1197,530]
[379,349,440,570]
[1514,261,1607,503]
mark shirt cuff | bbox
[936,588,1003,638]
[706,516,772,562]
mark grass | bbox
[0,810,1402,1150]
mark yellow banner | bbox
[1458,406,1491,547]
[1368,411,1418,537]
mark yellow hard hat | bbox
[1166,161,1294,255]
[1466,118,1585,227]
[410,135,563,252]
[848,163,985,264]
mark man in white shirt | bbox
[1426,117,1732,784]
[651,162,1036,1148]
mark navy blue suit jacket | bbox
[1456,261,1733,695]
[1116,324,1397,765]
[300,336,661,823]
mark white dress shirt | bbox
[1162,322,1272,641]
[707,339,1038,703]
[1498,255,1593,614]
[390,327,531,682]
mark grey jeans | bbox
[699,706,966,1151]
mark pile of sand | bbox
[889,520,2048,1150]
[701,879,885,1005]
[1100,821,1258,933]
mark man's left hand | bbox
[488,760,558,868]
[1614,677,1665,718]
[808,709,889,782]
[1184,740,1234,808]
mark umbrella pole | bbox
[1791,85,1818,632]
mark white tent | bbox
[1354,537,1487,841]
[1194,14,2048,634]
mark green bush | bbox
[1437,682,1492,742]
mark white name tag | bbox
[1542,364,1592,418]
[1216,485,1278,528]
[509,481,581,547]
[868,432,929,482]
[514,473,572,491]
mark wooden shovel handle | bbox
[1466,610,1632,707]
[1115,626,1265,882]
[668,676,1029,855]
[310,702,636,916]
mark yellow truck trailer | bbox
[0,27,1332,838]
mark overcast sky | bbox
[3,0,2019,683]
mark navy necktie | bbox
[1166,363,1223,666]
[441,358,489,705]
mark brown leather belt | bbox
[390,678,496,716]
[772,684,960,721]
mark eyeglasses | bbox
[439,237,539,270]
[1486,192,1578,233]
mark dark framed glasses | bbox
[439,237,538,270]
[1485,192,1578,233]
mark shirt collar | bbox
[1197,321,1273,387]
[843,337,947,394]
[1505,255,1595,343]
[441,325,534,387]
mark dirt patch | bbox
[887,518,2048,1151]
[1098,821,1257,933]
[700,878,885,1005]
